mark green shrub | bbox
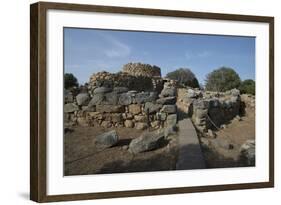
[239,79,255,95]
[64,73,78,89]
[166,68,199,88]
[205,67,241,92]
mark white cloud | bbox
[102,35,131,58]
[86,59,117,71]
[185,52,192,60]
[198,51,212,58]
[143,51,149,56]
[185,51,212,59]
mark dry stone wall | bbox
[88,71,163,93]
[178,88,244,132]
[88,71,154,93]
[64,81,178,130]
[88,63,163,94]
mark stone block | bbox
[124,120,134,128]
[128,104,142,115]
[64,103,79,113]
[156,96,176,105]
[76,93,90,106]
[160,105,177,114]
[95,130,118,148]
[135,122,148,130]
[96,105,125,113]
[144,102,162,114]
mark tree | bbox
[64,73,78,89]
[239,79,255,95]
[205,67,241,92]
[166,68,199,88]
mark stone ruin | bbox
[64,62,254,134]
[88,63,164,94]
[64,63,177,132]
[177,87,256,166]
[122,62,161,77]
[64,62,256,162]
[177,88,248,132]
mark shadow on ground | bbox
[177,107,190,121]
[200,144,254,168]
[65,142,253,176]
[95,149,177,174]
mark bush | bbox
[239,79,255,95]
[166,68,199,88]
[64,73,78,89]
[205,67,241,92]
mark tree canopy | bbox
[166,68,199,88]
[239,79,255,95]
[64,73,78,89]
[205,67,241,92]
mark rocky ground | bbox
[64,126,178,175]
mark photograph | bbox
[63,28,256,176]
[28,1,274,202]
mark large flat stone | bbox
[129,131,165,154]
[88,94,104,106]
[135,92,157,104]
[156,96,176,105]
[93,87,112,94]
[64,103,79,113]
[104,92,119,105]
[144,102,162,114]
[76,93,90,106]
[160,105,177,114]
[95,130,119,148]
[119,93,132,105]
[160,87,176,97]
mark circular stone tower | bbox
[122,62,161,77]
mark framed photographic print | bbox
[30,1,274,202]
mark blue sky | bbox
[64,28,255,85]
